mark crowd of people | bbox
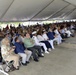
[0,22,76,72]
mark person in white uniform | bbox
[53,28,62,44]
[64,27,72,37]
[32,31,49,54]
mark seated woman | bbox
[1,37,19,70]
[14,37,32,65]
[42,30,55,49]
[37,30,52,52]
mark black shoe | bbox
[38,55,44,57]
[22,63,27,66]
[62,39,65,42]
[34,59,39,62]
[26,61,30,64]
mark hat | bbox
[32,31,37,35]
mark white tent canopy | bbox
[0,0,76,22]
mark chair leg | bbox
[0,65,4,70]
[0,69,9,75]
[0,65,9,75]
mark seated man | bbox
[1,37,19,70]
[47,29,59,45]
[14,37,32,65]
[23,33,44,62]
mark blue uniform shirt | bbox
[47,32,54,40]
[14,42,25,54]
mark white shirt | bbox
[54,29,60,35]
[42,33,48,40]
[37,35,44,42]
[70,25,74,29]
[32,36,40,45]
[60,29,65,34]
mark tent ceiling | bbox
[0,0,76,22]
[32,0,68,20]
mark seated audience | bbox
[53,27,62,44]
[42,30,55,49]
[32,31,49,54]
[37,30,52,52]
[23,33,44,62]
[1,37,19,70]
[59,27,68,39]
[47,29,60,45]
[14,37,32,65]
